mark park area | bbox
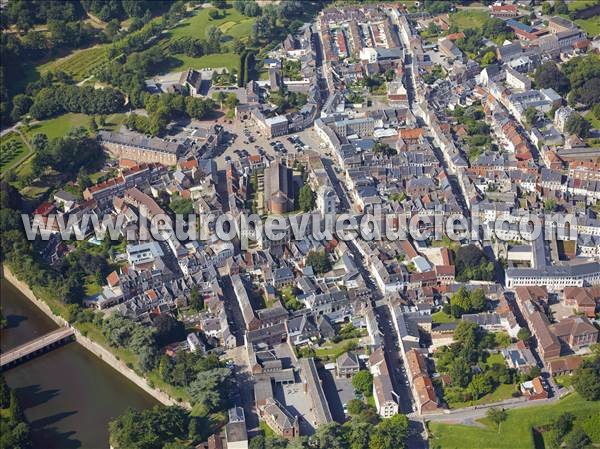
[428,393,600,449]
[163,6,255,73]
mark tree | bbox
[189,287,204,312]
[0,374,9,408]
[298,184,315,212]
[469,373,492,400]
[9,390,25,423]
[352,370,373,396]
[369,414,409,449]
[481,51,496,67]
[109,406,190,449]
[565,114,591,138]
[524,106,538,127]
[517,328,531,341]
[534,62,570,95]
[564,428,591,449]
[306,250,331,275]
[572,355,600,400]
[487,407,508,431]
[153,314,186,346]
[574,77,600,108]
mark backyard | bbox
[428,393,600,449]
[449,9,490,30]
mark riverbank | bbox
[2,265,191,410]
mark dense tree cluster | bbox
[534,62,571,95]
[455,244,496,282]
[157,352,220,390]
[32,127,103,176]
[169,37,205,57]
[449,286,487,318]
[249,413,409,449]
[572,354,600,401]
[434,321,522,404]
[27,84,124,120]
[109,405,191,449]
[306,250,331,275]
[125,93,215,136]
[298,184,315,212]
[102,313,160,371]
[352,370,374,396]
[565,113,592,138]
[544,412,596,449]
[534,55,600,108]
[455,18,515,58]
[232,0,262,17]
[251,1,306,45]
[0,375,32,449]
[80,0,168,22]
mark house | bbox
[501,341,538,372]
[520,376,548,400]
[550,316,598,352]
[369,348,398,418]
[547,355,583,376]
[489,4,519,19]
[259,398,299,439]
[563,287,599,318]
[225,407,249,449]
[336,352,360,378]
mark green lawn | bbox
[25,112,126,140]
[554,374,574,388]
[449,9,490,30]
[26,113,92,140]
[432,310,457,324]
[0,132,31,176]
[447,383,518,410]
[169,53,241,73]
[170,7,255,42]
[314,338,360,361]
[429,393,600,449]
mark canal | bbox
[1,279,158,449]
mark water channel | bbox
[1,279,158,449]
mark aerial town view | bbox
[0,0,599,448]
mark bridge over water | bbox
[0,327,75,370]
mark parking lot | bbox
[213,118,329,169]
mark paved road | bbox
[219,274,246,347]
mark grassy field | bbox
[170,7,255,42]
[432,310,457,324]
[449,9,490,30]
[26,113,93,139]
[25,112,126,140]
[429,393,600,449]
[169,52,241,73]
[37,45,110,81]
[0,132,31,176]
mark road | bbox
[219,274,246,347]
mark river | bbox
[1,279,158,449]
